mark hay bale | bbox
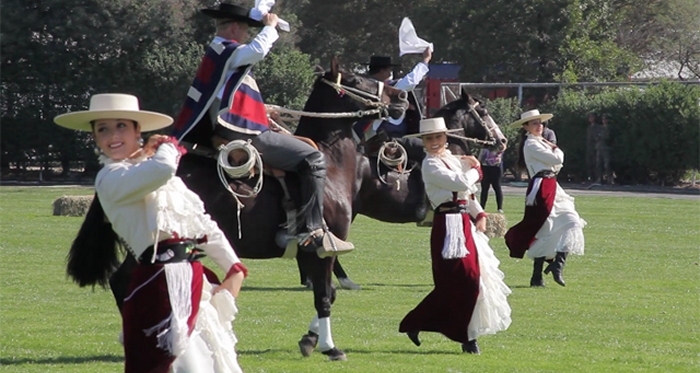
[53,195,94,217]
[417,211,508,239]
[485,213,507,239]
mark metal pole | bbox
[518,85,523,106]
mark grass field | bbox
[1,186,698,372]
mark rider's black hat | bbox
[200,2,264,28]
[366,56,401,69]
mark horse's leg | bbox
[334,259,361,290]
[298,253,346,361]
[296,257,312,287]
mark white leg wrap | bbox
[308,314,320,335]
[317,317,335,350]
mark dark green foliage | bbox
[541,82,700,185]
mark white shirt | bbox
[214,26,279,99]
[95,143,241,271]
[421,150,484,218]
[387,62,430,126]
[523,134,564,177]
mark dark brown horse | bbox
[353,88,506,224]
[318,89,508,284]
[172,58,408,361]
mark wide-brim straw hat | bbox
[200,2,265,27]
[508,109,554,128]
[404,117,462,138]
[54,93,173,132]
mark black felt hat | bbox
[366,56,401,69]
[200,2,264,28]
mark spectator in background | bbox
[479,146,506,213]
[595,114,613,184]
[585,112,599,182]
[543,126,557,144]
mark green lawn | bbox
[1,186,698,372]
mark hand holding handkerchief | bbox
[250,0,290,32]
[399,17,434,56]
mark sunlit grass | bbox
[1,187,698,372]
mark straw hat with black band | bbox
[508,109,553,128]
[404,117,462,138]
[54,93,173,132]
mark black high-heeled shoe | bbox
[406,330,421,346]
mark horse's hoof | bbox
[322,347,347,361]
[338,277,361,290]
[298,333,318,357]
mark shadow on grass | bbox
[237,347,462,356]
[358,283,429,288]
[242,284,430,292]
[0,355,123,365]
[241,286,311,292]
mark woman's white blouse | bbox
[422,150,483,216]
[95,143,240,271]
[523,134,564,177]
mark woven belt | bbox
[139,239,205,265]
[533,170,557,178]
[435,201,468,214]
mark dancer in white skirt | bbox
[505,109,586,287]
[56,93,246,373]
[399,117,511,354]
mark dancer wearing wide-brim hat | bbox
[57,93,248,373]
[504,108,586,288]
[399,117,512,354]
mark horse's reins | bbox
[265,74,391,128]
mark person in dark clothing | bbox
[479,147,506,213]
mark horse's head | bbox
[303,57,409,122]
[434,88,507,155]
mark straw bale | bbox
[53,195,94,217]
[485,213,507,239]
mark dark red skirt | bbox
[504,177,556,258]
[122,262,204,373]
[399,211,480,344]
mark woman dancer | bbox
[504,109,586,287]
[56,93,246,373]
[399,117,511,354]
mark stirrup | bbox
[299,229,354,258]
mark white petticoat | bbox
[468,229,512,340]
[170,276,242,373]
[526,184,587,260]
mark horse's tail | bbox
[66,193,122,289]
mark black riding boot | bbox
[298,153,353,254]
[544,252,568,287]
[298,152,327,234]
[530,257,546,287]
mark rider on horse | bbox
[355,48,432,163]
[172,2,353,255]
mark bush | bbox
[503,81,700,185]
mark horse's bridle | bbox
[320,73,391,118]
[447,101,499,147]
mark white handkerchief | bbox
[399,17,434,56]
[250,0,290,32]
